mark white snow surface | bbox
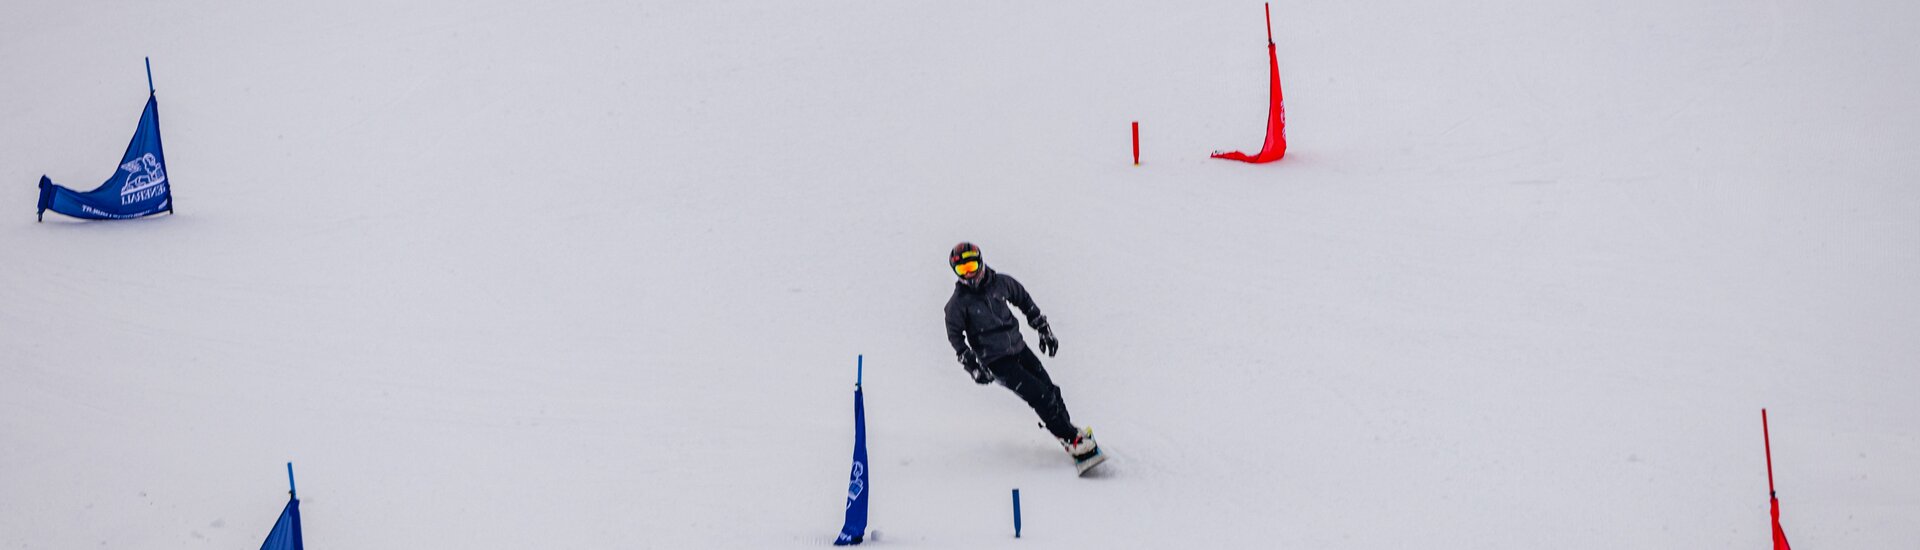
[5,1,1919,548]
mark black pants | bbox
[986,347,1077,440]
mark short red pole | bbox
[1265,2,1274,44]
[1763,409,1776,495]
[1132,121,1140,166]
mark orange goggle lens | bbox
[953,260,981,277]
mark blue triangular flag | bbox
[259,498,303,550]
[834,359,869,546]
[38,89,172,221]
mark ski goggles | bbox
[952,260,982,277]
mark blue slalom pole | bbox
[857,354,863,387]
[1012,488,1022,538]
[286,463,297,498]
[144,57,154,94]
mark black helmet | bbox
[949,242,983,279]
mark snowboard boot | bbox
[1059,426,1106,475]
[1039,423,1107,475]
[1058,426,1099,459]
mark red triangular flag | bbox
[1771,496,1791,550]
[1213,4,1288,163]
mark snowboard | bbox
[1072,445,1108,476]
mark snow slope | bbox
[4,0,1917,547]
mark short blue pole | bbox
[1012,488,1022,538]
[857,355,863,387]
[144,57,153,94]
[286,462,297,499]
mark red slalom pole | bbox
[1763,409,1776,495]
[1764,408,1791,550]
[1132,121,1140,165]
[1264,2,1274,44]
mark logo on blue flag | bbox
[118,153,168,205]
[37,76,173,222]
[845,461,865,509]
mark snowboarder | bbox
[943,242,1104,474]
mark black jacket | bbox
[944,268,1049,366]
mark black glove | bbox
[1035,318,1059,357]
[961,351,993,385]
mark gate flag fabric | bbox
[37,91,172,221]
[1771,497,1791,550]
[259,498,304,550]
[834,356,870,546]
[1212,3,1288,164]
